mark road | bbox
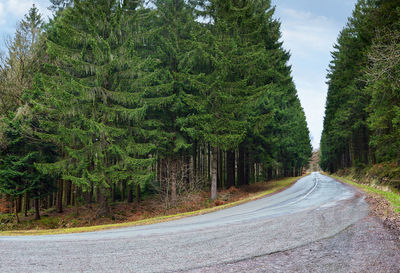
[0,172,397,272]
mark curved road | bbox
[0,173,370,272]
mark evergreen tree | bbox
[135,0,204,202]
[321,0,400,172]
[35,0,154,216]
[0,0,313,221]
[321,0,376,172]
[0,114,55,221]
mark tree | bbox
[321,0,400,172]
[0,114,55,221]
[135,0,204,203]
[0,4,43,116]
[365,7,400,163]
[35,0,154,217]
[321,0,376,172]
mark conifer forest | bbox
[0,0,313,221]
[320,0,400,176]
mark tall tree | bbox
[0,4,43,116]
[321,0,400,172]
[35,0,154,216]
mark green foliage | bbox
[321,0,400,173]
[34,0,155,199]
[0,116,54,201]
[332,174,400,213]
[1,0,312,216]
[0,4,43,116]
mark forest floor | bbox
[0,176,301,234]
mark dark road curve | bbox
[0,172,369,273]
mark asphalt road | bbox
[0,172,370,272]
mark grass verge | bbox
[329,174,400,214]
[0,175,306,236]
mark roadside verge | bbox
[0,175,307,236]
[327,173,400,234]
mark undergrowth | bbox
[0,175,305,236]
[331,174,400,213]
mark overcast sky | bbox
[0,0,357,149]
[272,0,357,149]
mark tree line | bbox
[321,0,400,173]
[0,0,311,221]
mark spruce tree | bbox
[135,0,203,202]
[35,0,154,216]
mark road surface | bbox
[1,172,397,272]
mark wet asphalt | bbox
[0,172,370,272]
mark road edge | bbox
[0,174,309,236]
[324,173,400,236]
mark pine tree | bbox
[365,3,400,163]
[321,0,376,172]
[0,5,51,222]
[0,114,56,221]
[321,0,400,172]
[35,0,154,216]
[134,0,204,203]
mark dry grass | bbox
[0,175,306,236]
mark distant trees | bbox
[320,0,400,172]
[0,0,311,220]
[0,4,43,116]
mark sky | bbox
[0,0,358,149]
[271,0,357,149]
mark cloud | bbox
[279,8,338,55]
[273,8,342,149]
[5,0,35,17]
[1,0,52,21]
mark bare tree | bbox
[153,158,205,209]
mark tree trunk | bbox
[211,146,218,200]
[127,185,133,203]
[185,155,190,190]
[65,181,72,206]
[71,184,76,207]
[156,159,161,189]
[193,141,197,180]
[96,188,109,218]
[57,180,63,213]
[217,148,221,188]
[24,192,29,216]
[121,181,126,201]
[171,160,177,204]
[34,198,40,220]
[238,145,245,186]
[255,163,259,183]
[136,183,141,203]
[16,195,22,213]
[48,194,52,210]
[111,183,116,203]
[226,150,235,188]
[244,150,250,185]
[208,143,211,182]
[14,198,20,223]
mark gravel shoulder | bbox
[186,176,400,273]
[185,215,400,273]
